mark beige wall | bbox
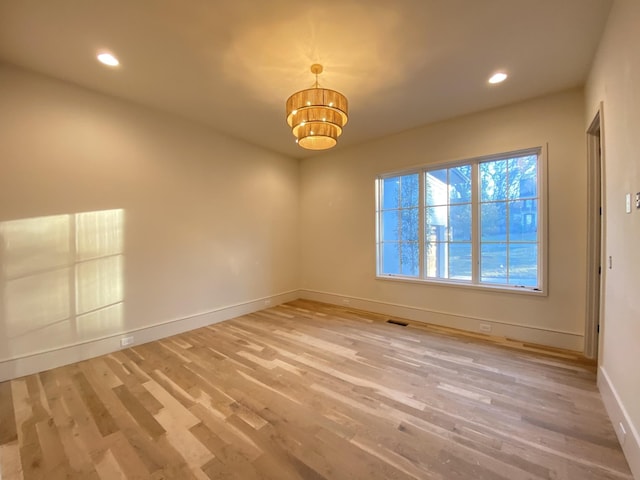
[0,64,299,379]
[586,0,640,475]
[300,89,587,350]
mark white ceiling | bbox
[0,0,612,159]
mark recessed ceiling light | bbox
[97,52,119,67]
[488,72,508,84]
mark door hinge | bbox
[598,266,601,275]
[597,324,600,334]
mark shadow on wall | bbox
[0,209,124,361]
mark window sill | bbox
[375,274,547,297]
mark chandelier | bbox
[286,64,348,150]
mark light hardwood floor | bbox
[0,300,633,479]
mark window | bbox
[376,148,544,292]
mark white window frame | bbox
[375,147,547,295]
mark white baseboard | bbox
[0,290,299,382]
[298,289,584,351]
[598,367,640,479]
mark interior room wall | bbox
[586,0,640,476]
[0,63,300,381]
[299,89,587,351]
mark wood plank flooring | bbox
[0,300,633,479]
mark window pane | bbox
[509,200,538,241]
[449,165,471,204]
[400,242,419,276]
[481,160,507,201]
[382,177,400,210]
[509,244,537,286]
[449,243,471,280]
[449,204,471,241]
[380,175,418,276]
[481,243,507,284]
[400,174,419,207]
[508,155,537,199]
[426,206,448,234]
[382,242,400,274]
[426,242,447,278]
[401,208,419,241]
[481,202,507,242]
[426,169,447,206]
[382,210,399,241]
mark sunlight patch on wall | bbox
[75,210,124,338]
[0,209,124,359]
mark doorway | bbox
[584,109,604,359]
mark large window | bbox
[376,148,544,292]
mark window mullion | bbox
[419,171,425,279]
[397,209,402,274]
[471,163,480,284]
[446,168,450,279]
[505,164,511,284]
[376,180,381,275]
[397,178,402,274]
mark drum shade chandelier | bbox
[286,64,348,150]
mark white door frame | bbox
[584,107,604,359]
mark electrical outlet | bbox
[264,299,272,306]
[636,192,640,209]
[479,323,492,333]
[342,298,351,304]
[120,336,134,348]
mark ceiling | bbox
[0,0,612,159]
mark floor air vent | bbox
[386,319,409,327]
